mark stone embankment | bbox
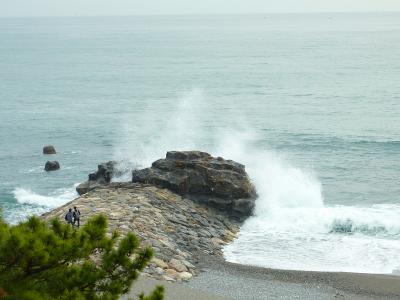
[44,151,255,283]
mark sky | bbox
[1,0,400,17]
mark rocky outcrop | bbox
[45,151,258,282]
[76,181,101,196]
[132,151,256,219]
[89,161,117,183]
[76,161,120,195]
[44,161,60,171]
[43,183,240,282]
[43,145,56,154]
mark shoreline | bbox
[126,255,400,299]
[40,148,400,299]
[190,255,400,299]
[41,182,400,299]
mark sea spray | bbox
[112,89,209,170]
[216,132,324,212]
[112,90,400,274]
[219,135,400,273]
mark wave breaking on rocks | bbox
[45,151,257,282]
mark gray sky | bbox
[1,0,400,17]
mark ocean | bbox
[0,13,399,274]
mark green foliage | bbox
[139,286,164,300]
[0,213,164,300]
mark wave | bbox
[109,89,400,273]
[217,133,400,273]
[328,205,400,237]
[330,219,388,235]
[13,186,77,208]
[224,202,400,273]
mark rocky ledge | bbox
[132,151,257,219]
[44,151,256,282]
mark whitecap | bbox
[13,186,77,208]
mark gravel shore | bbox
[126,255,400,300]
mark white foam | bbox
[219,135,400,274]
[13,186,77,208]
[224,204,400,274]
[112,89,400,274]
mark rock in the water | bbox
[43,145,56,154]
[76,161,120,195]
[132,151,256,218]
[45,161,60,171]
[88,161,118,183]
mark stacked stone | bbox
[43,183,240,282]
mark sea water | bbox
[0,13,399,274]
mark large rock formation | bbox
[48,151,257,282]
[76,161,119,195]
[132,151,256,218]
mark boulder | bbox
[132,151,256,218]
[177,272,193,281]
[169,259,188,272]
[152,258,168,269]
[45,161,60,171]
[88,161,118,184]
[76,161,120,195]
[43,145,56,154]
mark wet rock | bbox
[43,145,56,154]
[89,161,118,183]
[132,151,256,218]
[77,161,121,195]
[44,161,60,171]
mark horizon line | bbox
[1,10,400,19]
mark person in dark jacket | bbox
[65,208,73,225]
[73,206,81,227]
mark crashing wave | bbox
[13,186,77,208]
[329,218,399,236]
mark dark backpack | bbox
[65,213,68,221]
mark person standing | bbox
[65,208,74,225]
[73,206,81,227]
